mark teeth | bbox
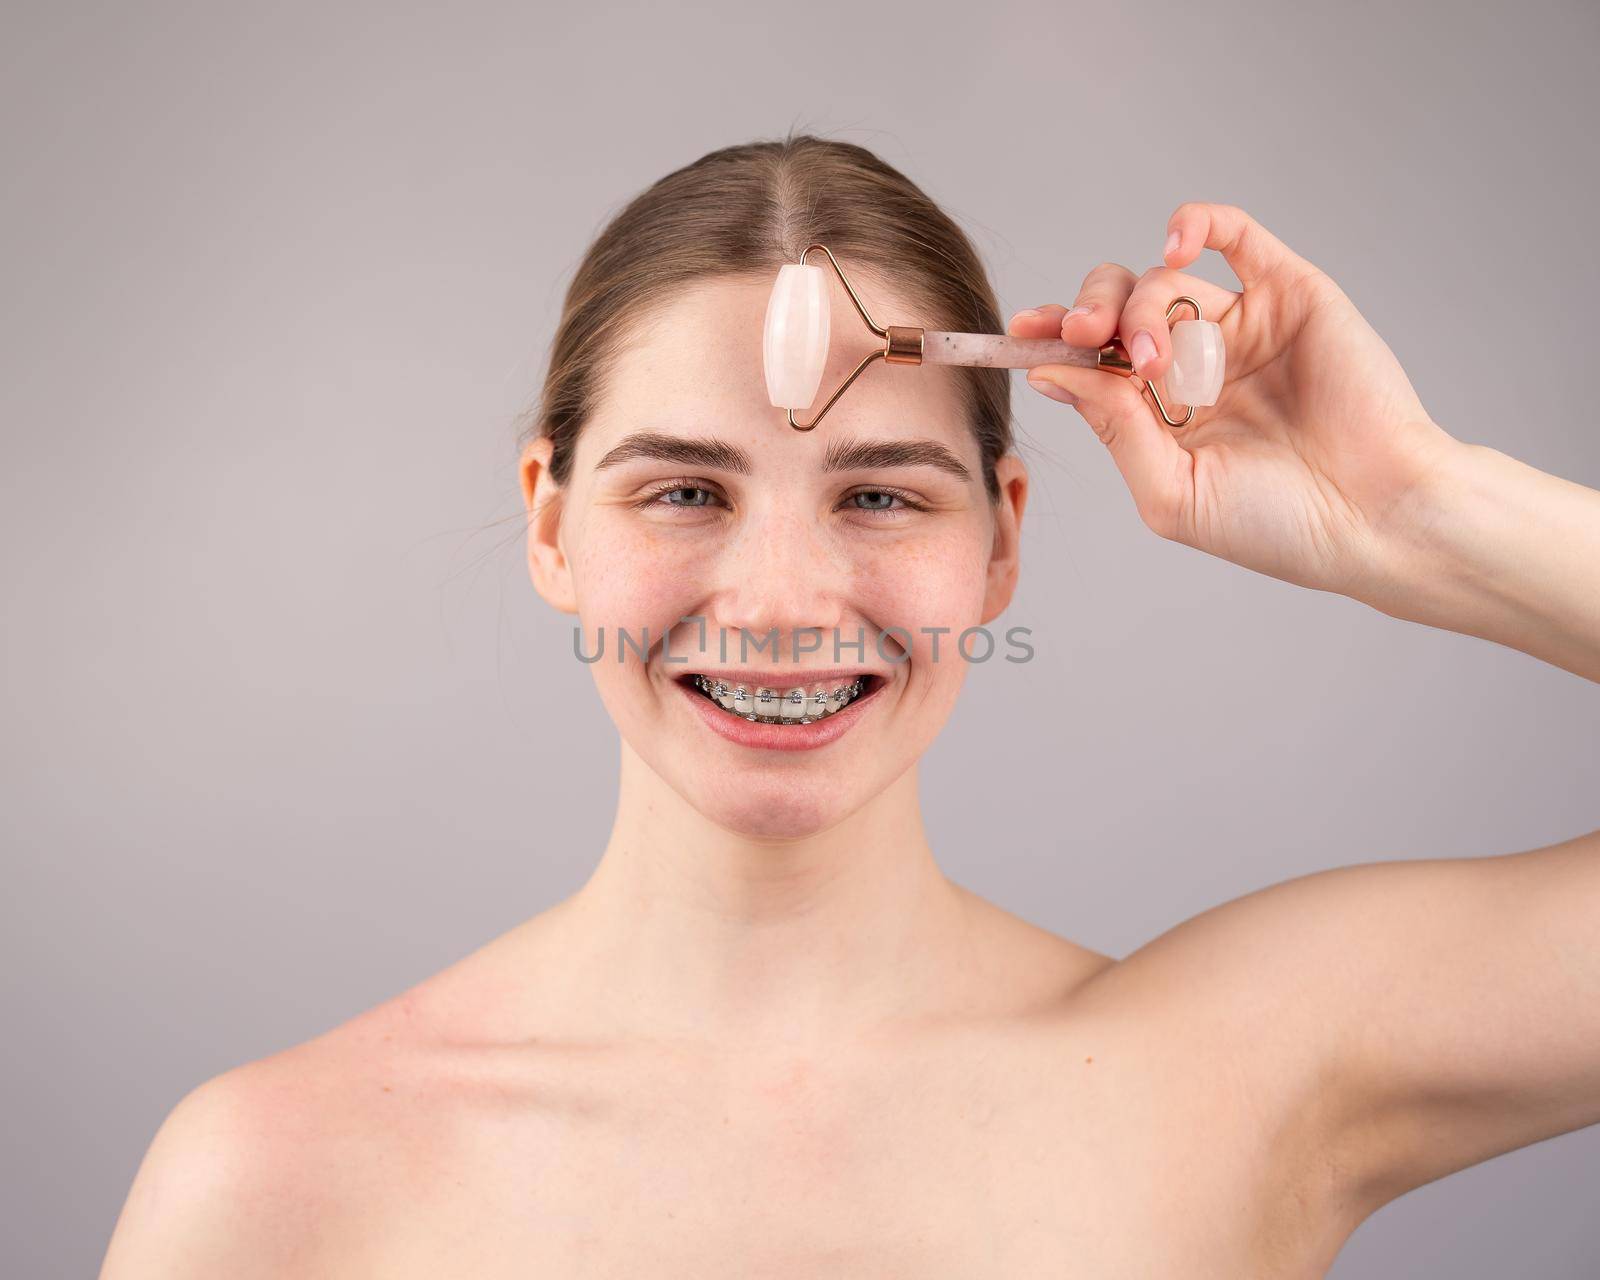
[690,675,866,724]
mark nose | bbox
[709,501,848,653]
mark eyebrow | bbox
[593,432,972,482]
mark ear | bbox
[979,453,1028,625]
[519,436,578,614]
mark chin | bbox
[630,729,891,841]
[698,784,847,842]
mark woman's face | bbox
[521,272,1027,839]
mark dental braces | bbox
[691,674,866,725]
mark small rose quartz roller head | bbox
[763,243,1226,431]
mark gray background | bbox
[3,0,1597,1273]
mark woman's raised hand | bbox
[1014,202,1462,600]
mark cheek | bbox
[569,515,705,633]
[565,515,708,728]
[852,521,992,667]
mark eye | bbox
[658,485,718,508]
[840,486,925,516]
[633,479,728,513]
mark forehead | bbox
[578,271,973,466]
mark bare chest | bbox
[333,1026,1353,1278]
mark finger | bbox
[1162,201,1315,291]
[1006,302,1069,337]
[1007,261,1136,344]
[1025,361,1194,541]
[1118,264,1242,382]
[1055,261,1136,346]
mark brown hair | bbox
[518,130,1014,501]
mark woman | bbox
[101,135,1600,1277]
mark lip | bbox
[673,671,885,752]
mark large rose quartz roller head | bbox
[764,244,1225,432]
[763,262,832,413]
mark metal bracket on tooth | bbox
[692,674,865,724]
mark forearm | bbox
[1368,437,1600,683]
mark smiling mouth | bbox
[680,673,880,725]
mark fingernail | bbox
[1130,329,1158,373]
[1027,376,1079,406]
[1164,229,1181,257]
[1063,304,1094,321]
[1012,307,1042,320]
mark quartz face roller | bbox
[1162,317,1226,407]
[763,262,830,411]
[762,255,1227,420]
[920,331,1099,371]
[920,327,1223,405]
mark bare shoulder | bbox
[953,872,1390,1265]
[1069,865,1407,1219]
[950,882,1117,1007]
[99,1051,333,1276]
[98,991,452,1278]
[1096,837,1600,1211]
[1081,838,1600,1209]
[96,903,571,1280]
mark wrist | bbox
[1361,430,1600,680]
[1351,425,1475,621]
[1364,433,1512,627]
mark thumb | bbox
[1026,364,1194,539]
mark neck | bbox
[545,740,978,1049]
